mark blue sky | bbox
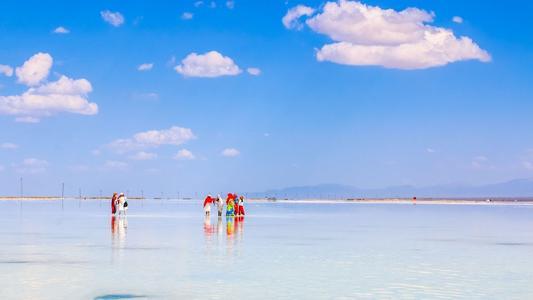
[0,0,532,196]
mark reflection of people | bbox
[203,195,213,216]
[217,216,224,236]
[111,215,117,234]
[111,193,118,215]
[111,215,127,248]
[226,216,234,236]
[204,215,215,236]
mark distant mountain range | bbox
[251,179,533,199]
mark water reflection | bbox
[111,216,128,252]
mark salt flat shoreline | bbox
[1,196,533,206]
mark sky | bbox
[0,0,532,197]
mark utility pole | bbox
[19,177,23,199]
[61,182,64,209]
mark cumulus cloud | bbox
[0,65,13,77]
[175,51,242,78]
[221,148,240,157]
[101,10,125,27]
[0,74,98,122]
[1,142,18,149]
[137,63,153,71]
[226,1,235,9]
[282,5,315,30]
[452,16,463,24]
[109,126,196,153]
[53,26,70,34]
[471,155,493,169]
[181,12,194,20]
[426,148,436,153]
[174,149,195,160]
[14,158,48,174]
[129,151,157,160]
[104,160,128,170]
[286,1,490,69]
[194,1,204,7]
[247,67,261,76]
[15,52,53,86]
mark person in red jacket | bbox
[203,194,213,216]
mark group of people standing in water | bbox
[203,193,245,217]
[110,192,128,216]
[109,192,245,218]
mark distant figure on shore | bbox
[203,194,213,216]
[215,194,224,217]
[111,192,118,215]
[117,192,127,216]
[237,195,245,216]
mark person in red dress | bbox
[238,195,245,216]
[111,192,118,215]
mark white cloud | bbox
[209,1,217,8]
[524,161,533,170]
[101,10,125,27]
[131,92,159,101]
[53,26,70,34]
[282,5,315,30]
[194,1,204,7]
[174,51,242,78]
[1,142,18,149]
[221,148,240,157]
[521,150,533,170]
[452,16,463,24]
[129,151,157,160]
[15,116,40,123]
[181,12,194,20]
[69,164,89,172]
[226,0,235,9]
[175,51,242,78]
[0,65,13,77]
[137,63,153,71]
[0,74,98,122]
[471,155,493,169]
[287,1,490,70]
[104,160,128,170]
[16,52,53,86]
[15,158,48,174]
[247,67,261,76]
[174,149,195,160]
[109,126,196,153]
[167,56,177,67]
[426,148,435,153]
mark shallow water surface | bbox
[1,200,533,299]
